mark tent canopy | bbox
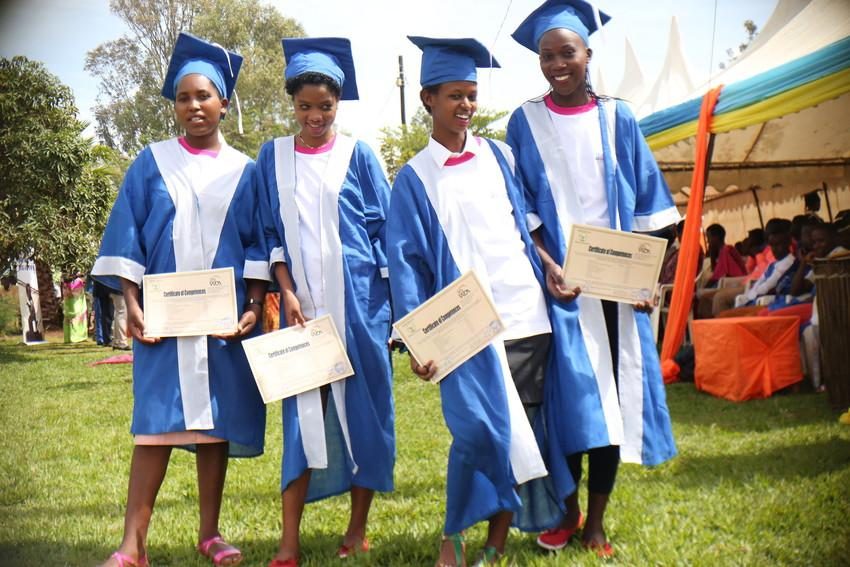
[636,0,850,242]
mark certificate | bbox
[393,271,504,383]
[241,315,354,403]
[562,224,667,303]
[142,268,238,337]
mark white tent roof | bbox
[648,0,850,243]
[634,16,696,119]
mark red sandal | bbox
[583,539,615,558]
[536,512,585,551]
[337,536,369,558]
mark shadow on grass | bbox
[657,437,850,487]
[666,383,835,432]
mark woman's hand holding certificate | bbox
[241,315,354,403]
[393,271,505,383]
[142,268,239,337]
[562,224,667,305]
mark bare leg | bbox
[483,510,512,554]
[561,490,582,529]
[581,492,610,546]
[100,445,172,566]
[271,469,312,562]
[342,485,374,548]
[436,533,465,567]
[195,442,242,565]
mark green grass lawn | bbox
[0,337,848,566]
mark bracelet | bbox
[245,297,264,309]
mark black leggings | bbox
[567,300,621,495]
[567,445,620,495]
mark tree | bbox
[719,20,759,70]
[1,56,124,325]
[86,0,305,157]
[379,107,509,182]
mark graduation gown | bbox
[92,139,269,457]
[256,134,395,501]
[387,137,570,534]
[506,97,678,466]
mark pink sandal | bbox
[198,536,243,566]
[109,551,149,567]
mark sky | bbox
[0,0,778,150]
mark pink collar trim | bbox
[443,136,480,167]
[178,137,219,157]
[295,135,336,154]
[544,94,597,115]
[444,151,476,166]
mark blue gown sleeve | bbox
[386,167,436,319]
[353,142,391,278]
[614,101,679,232]
[234,161,271,281]
[91,150,153,286]
[254,141,287,268]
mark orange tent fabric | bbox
[660,85,723,383]
[692,316,803,402]
[264,291,280,333]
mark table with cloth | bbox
[692,316,802,401]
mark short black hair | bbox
[706,223,726,240]
[747,228,765,247]
[420,85,441,115]
[804,190,821,211]
[765,218,792,237]
[285,71,341,99]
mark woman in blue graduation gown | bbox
[92,33,269,567]
[256,38,394,567]
[507,0,678,557]
[388,36,573,567]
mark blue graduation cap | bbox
[407,36,500,88]
[162,32,243,101]
[282,37,359,100]
[512,0,611,53]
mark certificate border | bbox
[141,267,239,337]
[242,314,354,404]
[392,270,504,383]
[562,224,667,304]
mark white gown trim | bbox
[149,138,249,431]
[273,134,358,473]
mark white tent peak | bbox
[635,16,696,119]
[613,36,647,109]
[592,64,608,96]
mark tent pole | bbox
[822,181,834,222]
[750,185,765,229]
[701,133,717,250]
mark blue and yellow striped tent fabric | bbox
[639,36,850,150]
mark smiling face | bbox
[174,74,227,149]
[538,27,592,107]
[422,81,477,153]
[293,83,339,147]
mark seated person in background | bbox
[695,223,746,317]
[706,223,747,285]
[659,219,703,285]
[709,227,773,317]
[834,212,850,249]
[744,228,773,277]
[804,190,823,221]
[717,218,799,317]
[767,222,847,391]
